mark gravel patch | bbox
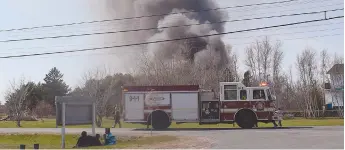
[134,136,214,149]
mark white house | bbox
[324,64,344,109]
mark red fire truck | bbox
[122,82,277,129]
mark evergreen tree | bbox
[24,82,44,113]
[42,67,70,106]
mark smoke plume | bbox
[108,0,230,67]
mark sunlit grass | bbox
[0,133,177,149]
[0,117,342,128]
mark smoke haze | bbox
[107,0,230,67]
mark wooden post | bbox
[61,102,66,149]
[92,103,96,136]
[33,144,39,149]
[55,99,58,128]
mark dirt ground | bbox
[131,136,214,149]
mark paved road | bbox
[0,126,343,149]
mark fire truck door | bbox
[124,93,145,121]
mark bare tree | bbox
[134,40,236,93]
[260,37,273,81]
[320,49,331,84]
[245,37,281,85]
[245,44,258,79]
[272,42,284,80]
[81,67,116,127]
[296,48,319,118]
[4,78,33,127]
[33,101,54,121]
[333,53,344,64]
[270,40,284,108]
[318,49,331,108]
[226,45,239,81]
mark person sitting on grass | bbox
[90,134,102,146]
[74,131,91,148]
[103,128,116,145]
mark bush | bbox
[2,116,38,121]
[283,114,295,120]
[32,101,54,118]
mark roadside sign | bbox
[55,96,96,149]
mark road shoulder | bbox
[129,136,214,149]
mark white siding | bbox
[332,91,344,107]
[329,73,344,107]
[325,91,333,104]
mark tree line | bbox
[3,36,344,127]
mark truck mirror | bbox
[271,95,276,101]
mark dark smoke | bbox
[108,0,230,67]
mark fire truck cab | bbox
[122,82,277,130]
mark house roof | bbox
[327,64,344,74]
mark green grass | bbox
[0,134,177,149]
[0,117,343,128]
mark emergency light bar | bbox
[259,82,268,86]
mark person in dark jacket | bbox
[74,131,91,148]
[90,134,102,146]
[112,106,122,128]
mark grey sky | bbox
[0,0,343,103]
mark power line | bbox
[4,0,338,41]
[238,1,343,18]
[10,33,341,59]
[226,26,342,40]
[2,0,338,40]
[230,33,343,46]
[4,20,342,52]
[0,15,343,59]
[1,24,342,56]
[0,0,299,33]
[2,24,342,57]
[1,8,342,43]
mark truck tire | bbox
[148,110,171,130]
[235,109,257,129]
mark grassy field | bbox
[0,118,343,128]
[0,134,177,149]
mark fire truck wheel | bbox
[235,109,257,129]
[148,110,171,130]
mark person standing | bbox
[112,105,122,128]
[273,108,283,128]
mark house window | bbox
[224,85,237,100]
[253,90,266,100]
